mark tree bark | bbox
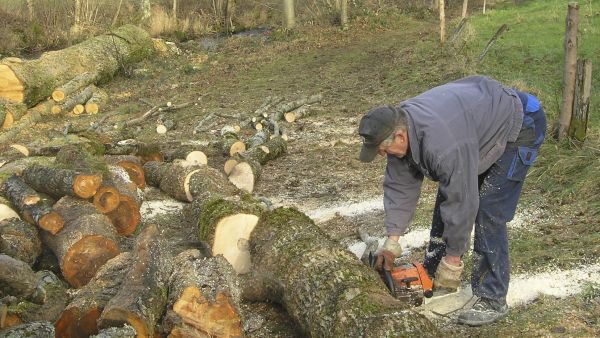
[105,155,146,189]
[0,254,37,300]
[0,217,42,266]
[42,196,120,288]
[340,0,348,30]
[99,224,172,337]
[21,164,102,199]
[568,58,592,142]
[0,322,55,337]
[0,175,64,234]
[55,252,132,338]
[283,0,295,29]
[461,0,468,18]
[559,2,580,140]
[0,99,27,129]
[0,25,154,106]
[91,325,136,338]
[221,126,246,156]
[54,85,96,115]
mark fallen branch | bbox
[478,24,508,64]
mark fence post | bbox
[568,59,592,142]
[558,2,579,140]
[439,0,446,45]
[284,0,295,29]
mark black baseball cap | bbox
[358,106,400,162]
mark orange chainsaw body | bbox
[388,263,433,306]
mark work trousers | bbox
[423,95,546,302]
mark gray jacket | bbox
[384,76,523,256]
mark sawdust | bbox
[140,199,186,222]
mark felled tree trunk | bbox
[198,201,438,336]
[55,252,132,338]
[104,155,145,189]
[0,254,37,300]
[0,218,42,266]
[0,175,64,234]
[104,168,141,236]
[0,196,20,221]
[228,136,287,193]
[163,250,243,337]
[0,99,27,129]
[271,94,322,122]
[52,72,97,103]
[0,322,55,337]
[21,164,102,199]
[99,224,172,337]
[42,196,120,288]
[0,25,154,106]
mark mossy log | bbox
[142,160,237,202]
[21,164,102,200]
[0,321,55,337]
[98,224,172,338]
[4,270,67,328]
[55,252,132,338]
[0,99,27,129]
[161,146,208,166]
[0,25,154,106]
[0,254,37,300]
[163,250,243,337]
[0,175,64,234]
[52,72,98,103]
[42,196,120,288]
[0,218,41,266]
[228,136,287,193]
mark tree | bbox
[26,0,34,21]
[141,0,151,22]
[283,0,295,29]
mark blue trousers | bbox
[423,96,546,302]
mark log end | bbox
[185,151,208,166]
[228,141,246,156]
[73,104,85,115]
[116,161,146,190]
[39,211,65,235]
[0,65,25,103]
[228,162,255,194]
[284,112,296,123]
[62,235,120,288]
[73,174,103,199]
[93,186,121,214]
[0,204,20,222]
[85,102,99,115]
[51,90,66,103]
[106,195,140,236]
[55,307,102,338]
[223,159,238,176]
[51,105,62,115]
[212,213,259,274]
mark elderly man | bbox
[358,76,546,326]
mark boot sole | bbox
[457,311,508,326]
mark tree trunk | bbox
[26,0,35,21]
[340,0,348,30]
[0,217,42,266]
[283,0,295,29]
[21,164,102,199]
[0,175,64,234]
[271,94,322,122]
[98,224,172,337]
[0,25,153,106]
[0,322,55,337]
[105,155,146,189]
[0,254,37,300]
[461,0,468,18]
[172,0,178,21]
[55,252,132,338]
[439,0,446,45]
[559,3,580,140]
[42,196,120,288]
[54,85,96,115]
[197,201,438,336]
[163,250,243,337]
[221,126,246,156]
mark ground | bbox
[2,1,600,336]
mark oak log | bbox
[21,164,102,199]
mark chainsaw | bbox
[369,252,433,307]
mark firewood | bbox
[55,252,132,338]
[54,85,95,116]
[90,325,136,338]
[102,166,141,236]
[284,105,314,122]
[0,25,153,106]
[104,155,145,189]
[93,163,143,214]
[0,175,64,234]
[42,196,120,288]
[163,250,243,337]
[0,99,26,129]
[161,146,208,166]
[52,72,98,103]
[0,254,37,300]
[0,218,42,266]
[21,164,102,200]
[0,321,55,337]
[221,126,246,156]
[270,94,322,122]
[84,87,109,114]
[98,224,172,337]
[0,196,20,222]
[228,136,287,193]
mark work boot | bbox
[457,297,508,326]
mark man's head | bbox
[358,105,409,162]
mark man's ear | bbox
[395,129,408,142]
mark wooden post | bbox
[568,59,592,142]
[558,2,579,140]
[483,0,487,14]
[439,0,446,45]
[340,0,348,30]
[284,0,295,29]
[462,0,469,18]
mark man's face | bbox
[377,129,409,158]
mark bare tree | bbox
[172,0,177,21]
[141,0,151,22]
[284,0,295,29]
[461,0,468,18]
[340,0,348,30]
[439,0,446,45]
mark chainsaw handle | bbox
[383,270,395,296]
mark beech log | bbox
[163,250,242,337]
[42,196,120,288]
[0,218,42,266]
[0,175,64,234]
[21,164,102,199]
[55,252,132,338]
[99,224,172,337]
[0,25,154,106]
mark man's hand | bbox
[374,238,402,271]
[433,256,463,291]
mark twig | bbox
[193,112,216,134]
[87,110,122,131]
[478,24,508,64]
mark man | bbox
[358,76,546,326]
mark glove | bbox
[433,256,463,292]
[374,238,402,272]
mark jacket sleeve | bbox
[383,155,424,236]
[434,143,480,256]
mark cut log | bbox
[0,254,37,300]
[0,218,42,266]
[163,250,242,337]
[52,72,98,103]
[228,136,287,193]
[84,87,109,114]
[245,130,270,149]
[0,175,64,234]
[161,146,208,166]
[0,321,55,337]
[94,164,142,215]
[199,203,438,336]
[0,99,27,129]
[0,196,20,222]
[284,105,314,123]
[55,252,132,338]
[91,325,136,338]
[105,156,145,190]
[221,126,246,156]
[106,194,141,236]
[21,164,102,199]
[54,85,95,116]
[108,165,143,206]
[0,25,154,106]
[99,224,172,337]
[42,196,120,287]
[270,94,323,122]
[93,184,121,214]
[223,159,238,175]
